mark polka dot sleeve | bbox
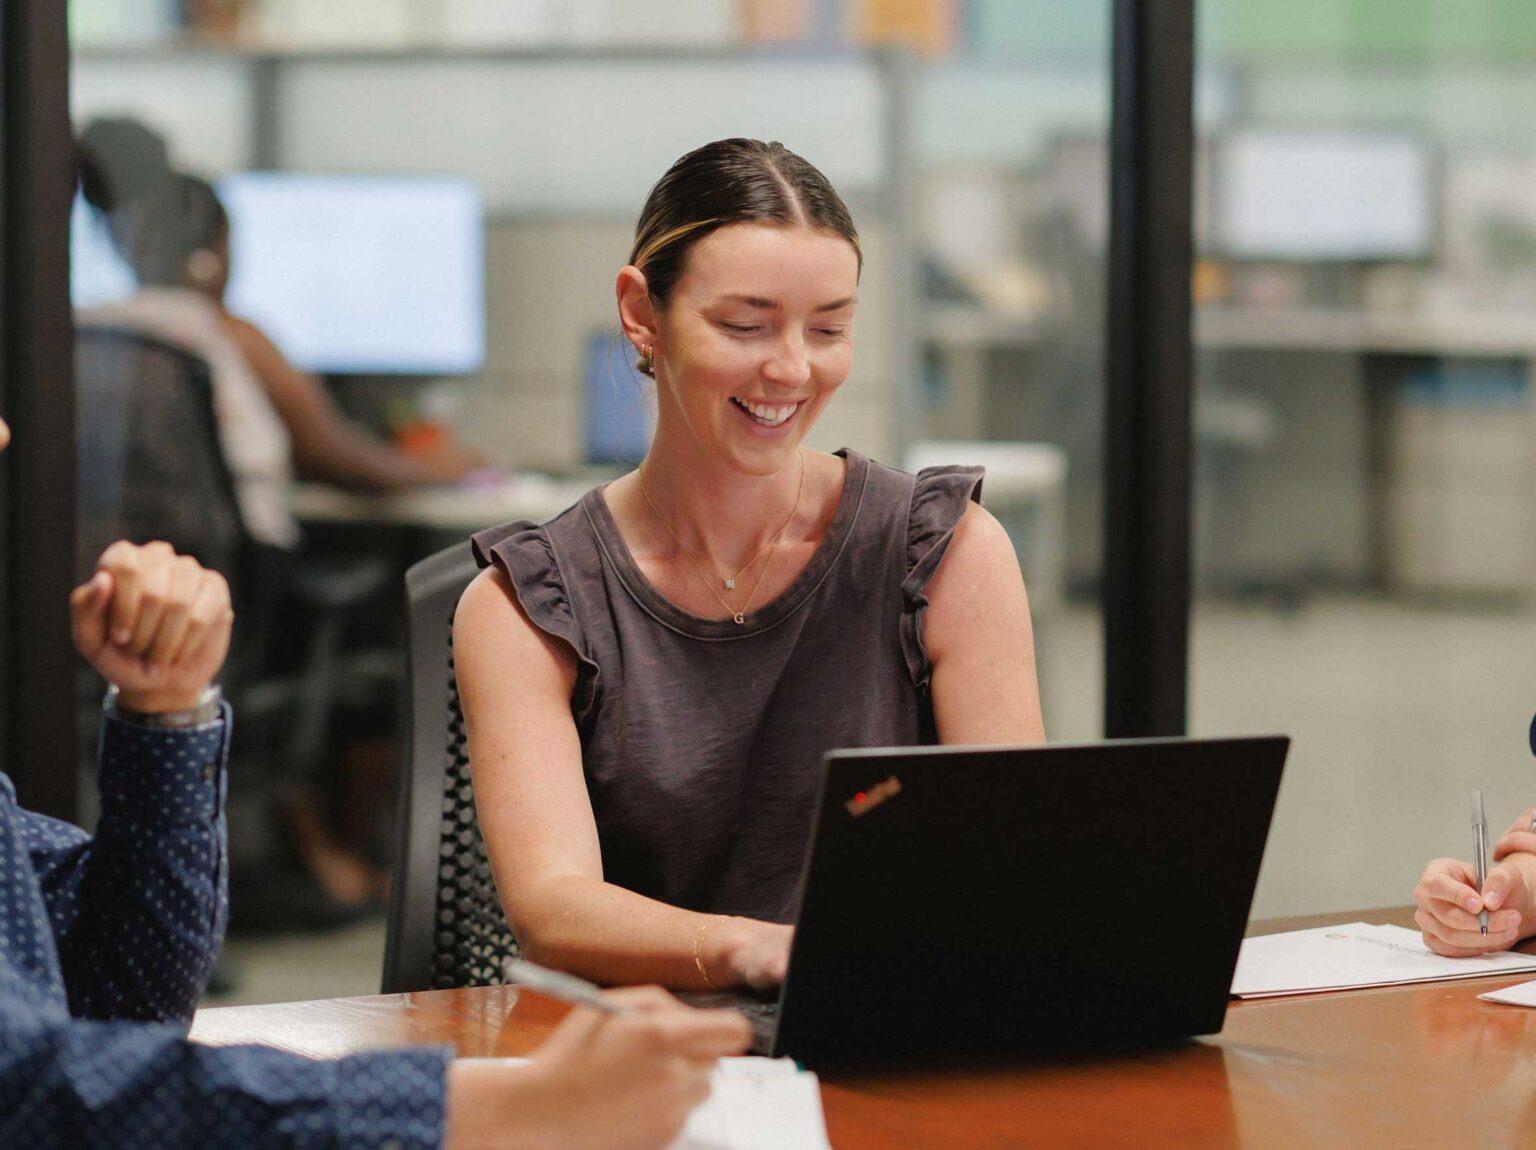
[26,705,233,1023]
[2,707,453,1150]
[0,1015,452,1150]
[95,706,230,828]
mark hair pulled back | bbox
[629,138,860,378]
[77,117,172,215]
[113,174,229,287]
[77,117,228,288]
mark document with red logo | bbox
[1230,922,1536,998]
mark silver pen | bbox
[503,957,630,1014]
[1473,790,1489,935]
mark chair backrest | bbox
[74,325,244,581]
[382,542,519,993]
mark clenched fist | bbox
[71,541,233,714]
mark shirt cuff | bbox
[96,701,231,826]
[333,1047,454,1150]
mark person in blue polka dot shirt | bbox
[0,413,749,1149]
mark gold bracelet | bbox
[693,915,728,990]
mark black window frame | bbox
[1,0,79,817]
[1103,0,1195,738]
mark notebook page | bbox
[669,1059,832,1150]
[1231,922,1536,997]
[1478,979,1536,1007]
[455,1057,832,1150]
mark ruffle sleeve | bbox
[899,465,985,696]
[470,521,601,721]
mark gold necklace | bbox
[638,449,805,625]
[648,451,802,592]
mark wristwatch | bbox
[105,684,224,729]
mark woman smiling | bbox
[454,138,1045,992]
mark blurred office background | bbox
[62,0,1536,1000]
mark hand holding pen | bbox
[444,960,750,1150]
[1416,728,1536,957]
[1414,796,1533,958]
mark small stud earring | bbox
[186,248,223,285]
[641,343,652,357]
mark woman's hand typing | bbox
[703,918,794,990]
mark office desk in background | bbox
[293,461,1069,624]
[928,302,1536,595]
[190,907,1536,1148]
[289,474,595,534]
[925,303,1536,358]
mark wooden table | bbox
[191,908,1536,1147]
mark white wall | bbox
[274,56,889,216]
[72,55,255,175]
[71,51,892,213]
[252,0,739,49]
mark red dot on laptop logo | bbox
[845,776,902,818]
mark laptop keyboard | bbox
[676,990,781,1054]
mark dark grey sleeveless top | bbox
[470,449,983,924]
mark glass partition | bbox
[1193,1,1536,916]
[69,0,1111,999]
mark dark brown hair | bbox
[110,174,229,288]
[77,118,228,288]
[629,139,860,377]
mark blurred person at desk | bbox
[0,410,751,1149]
[455,139,1045,994]
[1414,809,1536,957]
[73,117,484,917]
[76,117,484,525]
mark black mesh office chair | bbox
[75,322,393,788]
[73,325,253,763]
[75,326,243,584]
[382,543,519,993]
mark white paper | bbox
[454,1057,830,1150]
[670,1058,831,1150]
[1478,978,1536,1007]
[1230,922,1536,998]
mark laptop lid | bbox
[770,737,1288,1069]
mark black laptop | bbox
[712,737,1288,1070]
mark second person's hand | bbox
[70,540,233,714]
[1414,855,1530,957]
[444,986,750,1150]
[1488,810,1536,941]
[1491,807,1536,865]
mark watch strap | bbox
[106,684,224,729]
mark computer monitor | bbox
[218,172,486,375]
[70,192,137,308]
[1211,129,1435,262]
[585,333,655,466]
